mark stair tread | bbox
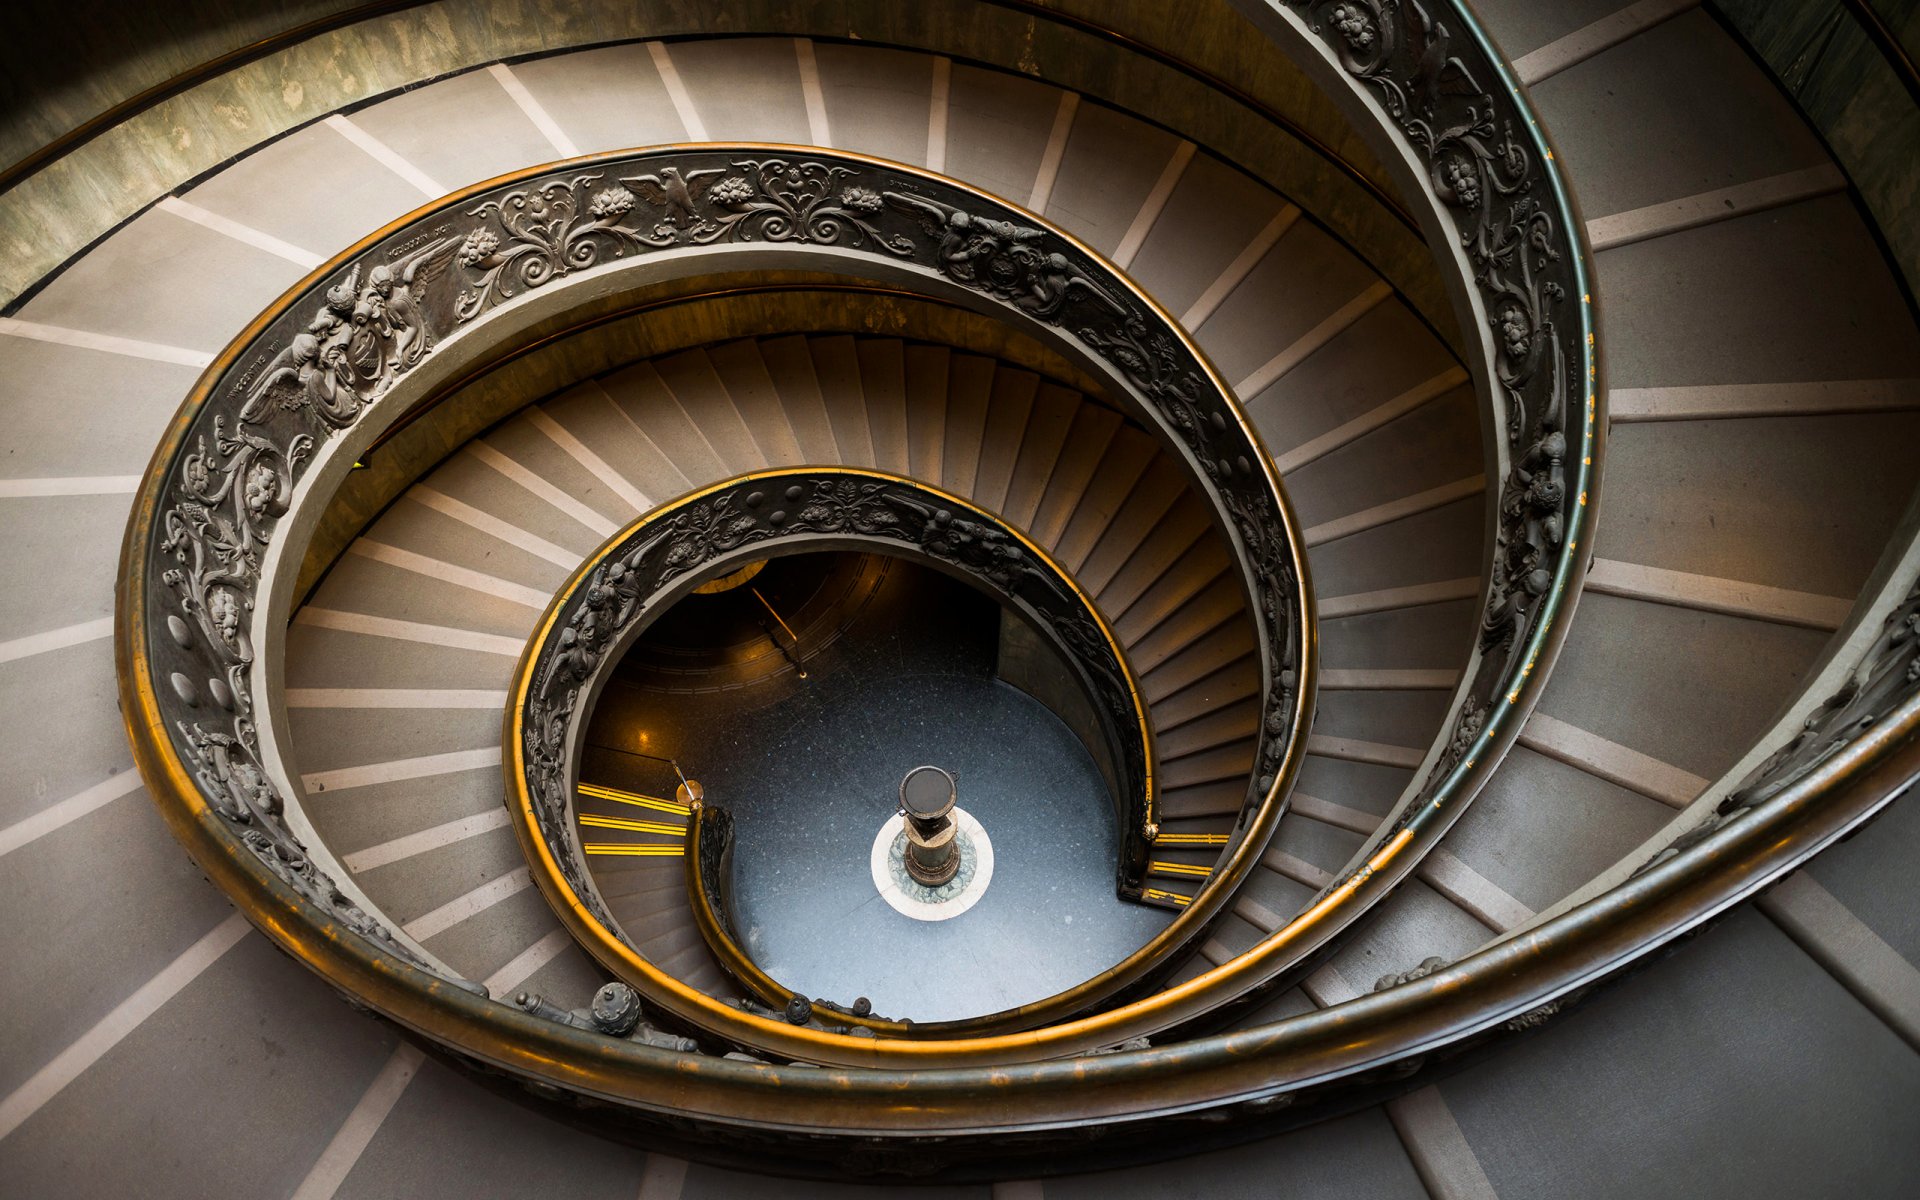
[652,348,766,476]
[1001,381,1082,530]
[856,337,913,477]
[809,334,875,466]
[543,382,693,507]
[1142,624,1255,704]
[939,354,997,496]
[758,334,842,463]
[1114,539,1233,645]
[902,343,953,483]
[1081,439,1188,581]
[708,338,806,469]
[1097,492,1216,617]
[1127,572,1248,675]
[1028,404,1125,548]
[1052,425,1157,570]
[599,360,733,488]
[1149,655,1262,730]
[1157,699,1261,760]
[971,366,1039,514]
[481,405,646,526]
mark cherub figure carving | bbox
[242,235,458,429]
[884,191,1124,318]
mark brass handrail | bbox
[121,624,1920,1166]
[121,0,1608,1088]
[682,803,897,1031]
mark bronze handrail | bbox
[119,607,1920,1170]
[124,0,1606,1091]
[109,0,1920,1174]
[682,803,897,1031]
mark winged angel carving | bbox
[242,236,460,429]
[882,191,1123,318]
[155,234,476,983]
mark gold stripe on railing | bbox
[577,783,690,816]
[583,843,686,857]
[579,814,687,837]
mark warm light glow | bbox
[579,814,687,836]
[583,843,685,857]
[577,782,690,815]
[691,558,769,594]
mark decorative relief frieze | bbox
[1285,0,1588,808]
[138,148,1306,990]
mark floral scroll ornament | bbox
[452,162,917,322]
[1296,0,1577,761]
[455,173,663,318]
[624,159,916,253]
[141,149,1308,993]
[167,232,464,769]
[152,217,477,987]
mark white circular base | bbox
[869,807,994,922]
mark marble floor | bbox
[585,553,1171,1021]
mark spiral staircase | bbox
[3,1,1919,1195]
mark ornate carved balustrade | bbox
[1177,0,1604,1017]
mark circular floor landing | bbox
[722,671,1166,1022]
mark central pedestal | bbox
[869,804,995,923]
[899,765,961,886]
